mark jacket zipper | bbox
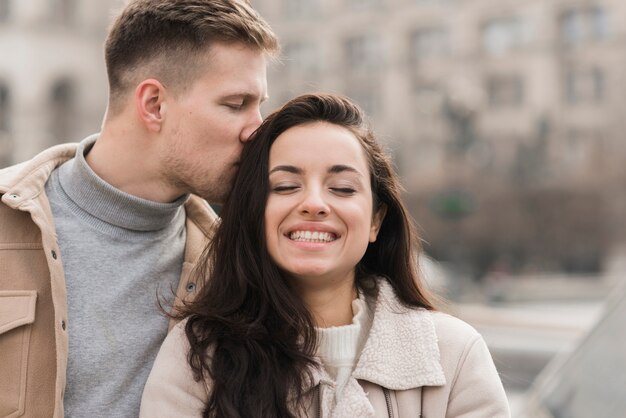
[383,387,394,418]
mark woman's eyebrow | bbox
[269,165,302,175]
[328,164,362,176]
[268,164,363,176]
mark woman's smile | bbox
[285,223,340,244]
[264,122,384,285]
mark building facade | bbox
[3,0,624,185]
[255,0,626,272]
[255,0,626,191]
[0,0,123,166]
[1,0,624,268]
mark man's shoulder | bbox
[0,160,31,190]
[0,143,78,192]
[184,195,219,231]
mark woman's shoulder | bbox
[426,311,511,417]
[430,311,482,346]
[428,311,503,387]
[140,317,209,418]
[429,311,487,363]
[151,318,193,365]
[166,317,192,346]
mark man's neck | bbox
[86,127,181,203]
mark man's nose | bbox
[240,108,263,143]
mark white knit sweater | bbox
[315,297,372,404]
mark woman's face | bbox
[264,122,385,289]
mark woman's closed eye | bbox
[330,186,357,195]
[271,184,300,193]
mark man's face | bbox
[160,42,268,203]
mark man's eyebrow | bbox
[222,92,269,103]
[269,165,302,175]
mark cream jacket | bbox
[140,279,511,418]
[0,140,218,418]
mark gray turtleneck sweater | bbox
[44,135,187,418]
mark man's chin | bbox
[193,171,236,203]
[196,186,229,205]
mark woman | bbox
[140,94,510,417]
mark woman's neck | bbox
[297,279,358,328]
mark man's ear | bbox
[135,79,167,132]
[369,203,387,242]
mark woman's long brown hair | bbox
[180,94,435,417]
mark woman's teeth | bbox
[289,230,336,242]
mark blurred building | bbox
[255,0,626,272]
[3,0,624,186]
[2,0,624,271]
[0,0,123,167]
[255,0,626,191]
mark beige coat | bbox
[140,280,511,418]
[0,142,218,418]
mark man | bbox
[0,0,278,416]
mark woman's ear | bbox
[369,203,387,242]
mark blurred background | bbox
[1,0,625,416]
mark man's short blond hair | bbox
[104,0,279,111]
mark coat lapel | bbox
[352,279,446,389]
[329,378,375,418]
[303,279,446,417]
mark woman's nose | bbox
[298,189,329,217]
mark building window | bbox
[482,16,531,56]
[0,0,10,22]
[560,7,609,46]
[486,75,524,107]
[50,78,76,143]
[562,129,593,168]
[347,0,381,12]
[344,34,384,74]
[346,87,381,118]
[0,83,11,167]
[50,0,76,26]
[283,42,320,77]
[412,27,451,61]
[564,67,605,104]
[252,0,268,15]
[413,84,445,118]
[0,83,8,132]
[284,0,320,19]
[413,0,456,3]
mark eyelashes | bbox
[330,187,356,195]
[272,185,298,193]
[270,185,357,195]
[224,103,244,111]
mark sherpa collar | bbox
[352,279,446,389]
[309,278,446,390]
